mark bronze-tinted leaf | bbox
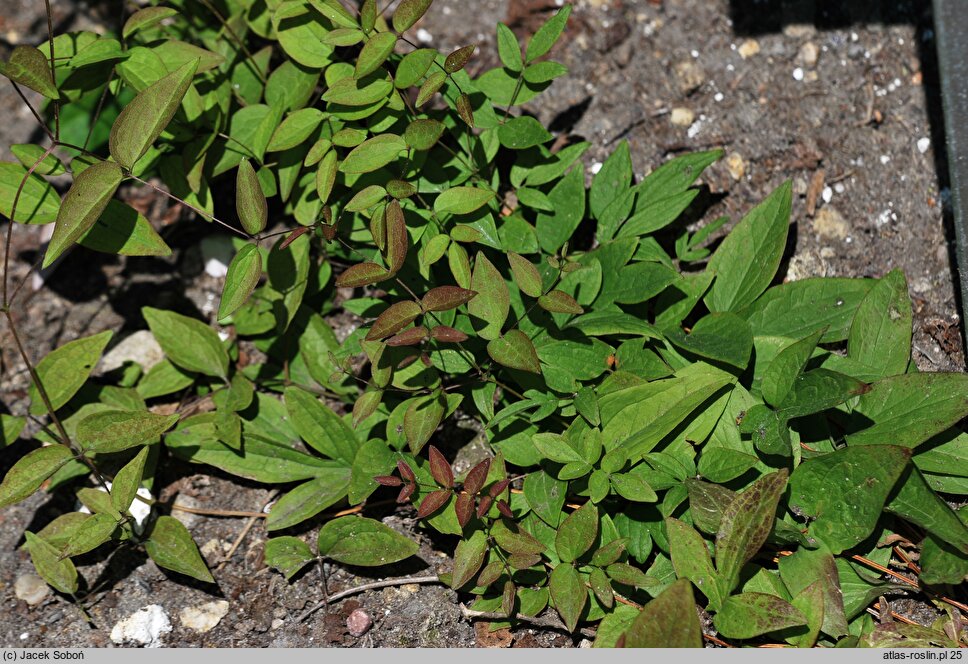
[366,300,422,341]
[464,458,491,495]
[397,459,416,483]
[353,388,383,426]
[392,0,432,33]
[478,560,504,587]
[468,252,509,340]
[386,325,429,347]
[444,45,475,73]
[0,46,58,99]
[538,290,583,315]
[403,118,445,151]
[387,179,416,199]
[279,225,311,250]
[487,330,542,374]
[497,499,513,519]
[397,481,415,503]
[416,70,446,106]
[502,580,516,616]
[374,474,402,486]
[109,59,197,170]
[335,261,391,288]
[455,492,474,527]
[355,32,397,79]
[417,488,451,518]
[476,494,493,518]
[44,160,123,268]
[508,552,541,569]
[622,578,702,647]
[385,199,408,273]
[428,445,454,488]
[421,286,477,312]
[508,251,543,298]
[489,478,511,498]
[430,326,469,343]
[456,93,474,127]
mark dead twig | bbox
[297,575,442,622]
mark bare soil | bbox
[0,0,961,648]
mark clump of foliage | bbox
[1,0,966,648]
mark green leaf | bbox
[284,386,359,464]
[525,5,572,63]
[498,116,552,150]
[886,466,968,554]
[524,469,566,527]
[435,186,495,216]
[591,141,632,224]
[346,185,387,211]
[144,515,214,583]
[714,592,807,639]
[776,369,868,419]
[392,0,432,32]
[549,563,586,632]
[555,502,598,563]
[348,438,395,503]
[28,330,112,416]
[507,252,542,298]
[523,60,568,83]
[44,160,123,268]
[715,469,788,593]
[111,447,150,514]
[236,159,268,235]
[598,260,679,307]
[468,253,509,340]
[335,261,391,288]
[403,119,445,152]
[416,70,446,106]
[266,468,352,530]
[761,328,825,407]
[77,200,172,257]
[61,513,118,559]
[622,578,702,647]
[24,532,77,594]
[264,536,315,580]
[142,307,229,378]
[496,23,522,71]
[705,180,792,312]
[538,290,583,315]
[0,161,60,224]
[566,311,661,339]
[535,165,584,253]
[846,373,968,449]
[394,48,437,88]
[218,244,263,321]
[339,133,406,174]
[274,2,334,67]
[667,312,753,370]
[109,59,197,170]
[11,144,65,176]
[666,517,725,610]
[0,46,58,99]
[789,445,910,554]
[0,445,73,509]
[404,393,445,455]
[846,269,912,378]
[777,545,849,637]
[919,506,968,584]
[354,31,397,78]
[77,410,178,454]
[323,73,391,106]
[1,415,25,448]
[318,516,418,566]
[122,6,179,38]
[487,330,541,374]
[267,108,324,153]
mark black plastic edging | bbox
[933,0,968,341]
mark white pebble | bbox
[110,605,172,648]
[822,186,833,203]
[834,183,846,194]
[691,50,700,58]
[589,162,603,175]
[918,137,931,154]
[180,601,230,633]
[19,633,28,641]
[880,155,891,165]
[416,29,432,43]
[714,92,724,102]
[687,120,703,139]
[793,67,804,81]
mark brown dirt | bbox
[0,0,961,648]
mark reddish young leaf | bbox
[366,301,422,341]
[397,459,416,484]
[421,286,478,312]
[385,199,408,274]
[374,475,402,487]
[386,325,429,347]
[430,326,469,343]
[397,482,415,503]
[489,478,511,498]
[279,225,311,250]
[476,495,493,518]
[456,93,474,127]
[444,45,476,73]
[538,290,584,315]
[428,445,454,488]
[497,500,514,519]
[508,552,542,570]
[464,458,491,495]
[417,489,452,518]
[477,561,504,587]
[455,492,474,528]
[335,261,391,288]
[319,223,337,241]
[502,580,516,616]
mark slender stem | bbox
[5,312,68,446]
[84,66,116,151]
[128,174,252,239]
[9,82,55,140]
[196,0,266,82]
[297,575,441,622]
[43,0,59,140]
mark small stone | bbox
[201,234,234,279]
[346,609,372,637]
[271,618,285,631]
[200,538,222,557]
[172,495,201,528]
[783,23,816,39]
[798,42,820,68]
[814,206,849,241]
[99,330,164,373]
[674,60,705,94]
[918,137,931,154]
[670,107,695,127]
[110,605,172,648]
[180,600,230,633]
[737,39,760,59]
[726,152,746,181]
[792,67,805,81]
[15,574,50,606]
